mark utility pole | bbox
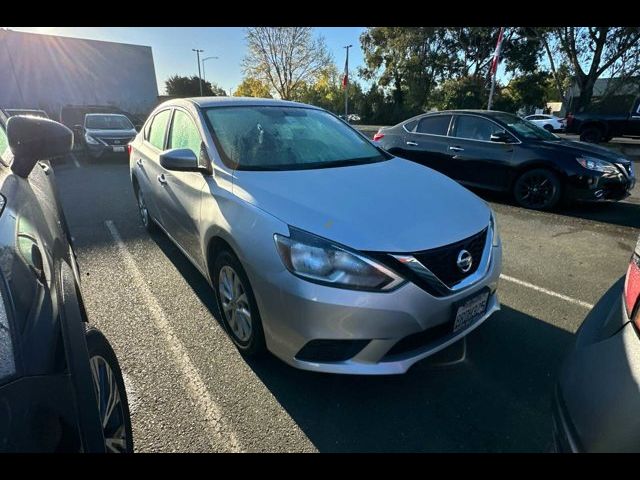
[192,48,204,96]
[343,44,352,119]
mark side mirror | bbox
[8,116,73,178]
[490,131,512,143]
[159,148,200,172]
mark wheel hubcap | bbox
[518,174,555,208]
[138,193,149,227]
[218,266,252,342]
[90,355,128,453]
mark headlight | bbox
[274,227,405,291]
[85,133,100,145]
[576,156,617,173]
[490,211,500,247]
[0,283,16,384]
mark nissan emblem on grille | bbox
[456,250,473,273]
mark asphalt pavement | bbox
[53,151,640,452]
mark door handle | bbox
[136,158,143,167]
[406,141,419,146]
[38,162,51,175]
[449,146,464,152]
[157,174,167,186]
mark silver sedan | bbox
[129,97,502,374]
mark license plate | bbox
[453,290,489,333]
[113,146,125,152]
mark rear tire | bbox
[86,326,134,453]
[580,127,604,144]
[134,184,157,233]
[513,168,562,211]
[212,249,266,357]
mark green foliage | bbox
[165,75,226,97]
[234,77,273,98]
[429,76,488,110]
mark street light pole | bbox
[343,44,352,119]
[192,48,204,96]
[201,56,219,85]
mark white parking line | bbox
[105,220,243,453]
[70,152,81,168]
[500,274,594,309]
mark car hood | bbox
[86,128,137,138]
[539,139,631,164]
[232,158,491,252]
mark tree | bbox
[242,27,333,100]
[429,76,487,110]
[532,27,640,111]
[234,77,273,98]
[165,75,226,97]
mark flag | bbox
[490,27,505,77]
[342,54,348,89]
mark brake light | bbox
[127,144,132,156]
[624,253,640,326]
[565,113,574,128]
[373,131,384,142]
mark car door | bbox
[401,114,453,176]
[133,108,173,228]
[629,99,640,136]
[161,108,207,269]
[444,114,516,191]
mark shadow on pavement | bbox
[150,230,574,452]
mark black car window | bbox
[452,115,502,141]
[416,115,452,136]
[148,110,172,150]
[403,120,418,132]
[168,110,201,154]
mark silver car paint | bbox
[130,97,502,375]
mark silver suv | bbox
[129,97,502,375]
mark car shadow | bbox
[470,187,640,230]
[150,229,574,452]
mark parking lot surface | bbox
[54,152,640,452]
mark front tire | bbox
[213,249,266,356]
[86,327,134,453]
[543,124,554,132]
[513,168,562,210]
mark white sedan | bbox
[524,114,566,132]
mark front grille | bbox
[412,228,488,288]
[295,339,370,363]
[99,137,133,146]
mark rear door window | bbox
[415,115,452,136]
[148,110,172,150]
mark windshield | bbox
[85,114,134,130]
[492,112,558,140]
[204,106,388,171]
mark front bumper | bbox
[553,277,640,452]
[566,168,635,202]
[250,244,502,375]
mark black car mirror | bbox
[8,116,73,178]
[160,148,201,172]
[490,131,512,143]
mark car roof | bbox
[166,96,322,110]
[85,113,128,117]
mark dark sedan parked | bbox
[0,113,133,452]
[553,235,640,452]
[374,110,636,210]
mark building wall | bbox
[0,30,158,120]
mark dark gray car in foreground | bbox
[0,112,133,452]
[553,235,640,452]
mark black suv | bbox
[374,110,636,210]
[0,112,133,452]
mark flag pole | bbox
[343,44,352,119]
[487,27,504,111]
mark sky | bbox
[7,27,367,95]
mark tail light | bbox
[373,131,384,142]
[127,144,132,156]
[623,237,640,327]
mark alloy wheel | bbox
[89,355,128,453]
[137,191,149,227]
[516,172,558,209]
[218,265,253,343]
